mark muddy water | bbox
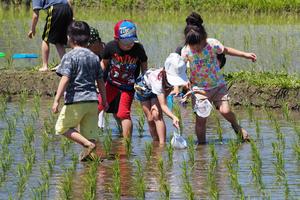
[0,98,299,199]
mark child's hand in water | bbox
[172,116,180,129]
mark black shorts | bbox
[42,3,73,45]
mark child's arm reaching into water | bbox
[52,76,70,113]
[223,47,257,62]
[97,79,108,111]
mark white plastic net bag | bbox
[171,130,187,149]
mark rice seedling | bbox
[281,101,290,120]
[47,155,56,175]
[181,160,194,200]
[18,89,28,114]
[32,91,41,117]
[60,137,72,156]
[144,141,153,161]
[255,117,261,139]
[71,152,79,169]
[40,165,50,192]
[83,158,101,200]
[111,155,121,200]
[31,183,44,200]
[0,94,7,119]
[16,164,29,199]
[5,116,16,136]
[165,142,173,164]
[0,148,13,183]
[207,144,219,200]
[23,123,35,144]
[59,168,75,200]
[103,128,113,156]
[135,103,145,137]
[43,110,56,135]
[124,137,132,157]
[249,139,265,192]
[272,142,285,182]
[41,130,50,154]
[158,156,170,200]
[187,135,195,165]
[133,159,146,200]
[1,129,12,146]
[246,103,254,122]
[226,160,245,199]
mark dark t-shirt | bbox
[102,40,147,91]
[32,0,68,10]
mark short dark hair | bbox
[67,21,90,46]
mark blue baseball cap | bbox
[114,20,138,43]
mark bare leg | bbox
[150,98,166,144]
[40,40,50,71]
[121,119,132,138]
[63,128,95,147]
[141,101,158,140]
[195,115,207,144]
[55,43,66,59]
[218,100,249,141]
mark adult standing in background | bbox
[28,0,73,72]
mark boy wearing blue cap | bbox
[98,20,148,138]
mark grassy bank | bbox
[2,0,300,13]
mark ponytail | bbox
[184,25,207,45]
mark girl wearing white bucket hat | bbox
[134,53,188,144]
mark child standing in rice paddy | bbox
[180,13,257,144]
[52,21,108,161]
[28,0,73,72]
[98,19,148,138]
[134,53,188,144]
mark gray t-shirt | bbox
[57,47,103,104]
[32,0,68,10]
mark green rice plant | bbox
[18,89,28,114]
[228,139,239,165]
[32,91,41,116]
[144,141,153,162]
[225,160,245,199]
[135,104,145,137]
[16,164,29,199]
[124,137,132,158]
[207,144,219,200]
[216,117,223,142]
[103,128,113,156]
[181,160,194,200]
[71,152,79,170]
[60,137,72,156]
[59,168,74,200]
[111,155,121,200]
[41,130,50,154]
[173,103,183,134]
[24,123,35,144]
[246,103,254,122]
[165,142,173,164]
[47,155,56,175]
[292,142,300,161]
[158,156,170,200]
[31,183,44,200]
[272,142,285,182]
[1,129,12,146]
[40,165,50,192]
[83,159,101,200]
[249,139,265,192]
[133,159,146,200]
[5,116,16,136]
[255,117,261,139]
[43,110,56,135]
[0,149,13,181]
[0,94,7,119]
[281,101,290,120]
[187,135,195,165]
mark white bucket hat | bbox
[164,53,188,86]
[194,99,213,118]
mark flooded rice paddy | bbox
[0,96,299,199]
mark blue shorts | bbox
[135,92,157,102]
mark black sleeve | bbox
[175,46,183,55]
[102,41,114,60]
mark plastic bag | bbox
[171,131,187,149]
[194,99,213,118]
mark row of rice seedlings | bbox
[181,160,194,200]
[207,144,219,199]
[124,137,132,157]
[83,158,102,200]
[144,141,153,162]
[255,117,261,139]
[111,155,121,200]
[271,118,285,149]
[157,156,170,199]
[249,139,265,193]
[135,103,145,137]
[103,128,113,156]
[226,140,245,199]
[41,130,51,154]
[59,166,76,199]
[281,101,290,121]
[133,159,146,199]
[32,91,41,118]
[246,102,254,123]
[165,142,173,165]
[31,163,53,199]
[292,125,300,160]
[187,135,195,165]
[43,110,56,135]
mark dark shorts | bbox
[134,92,157,102]
[42,3,73,45]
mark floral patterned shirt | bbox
[181,38,226,90]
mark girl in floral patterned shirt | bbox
[181,15,257,144]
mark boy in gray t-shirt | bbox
[52,21,108,161]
